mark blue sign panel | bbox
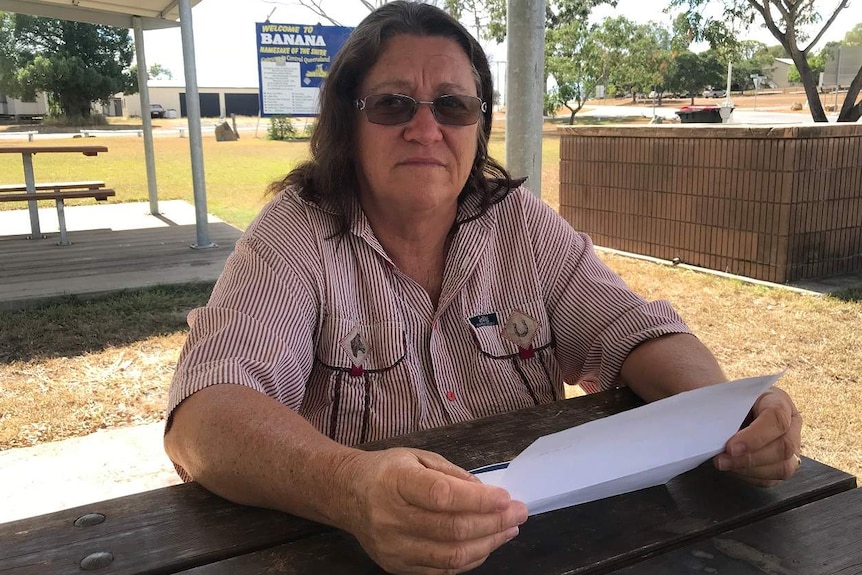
[256,22,353,117]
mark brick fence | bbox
[558,124,862,284]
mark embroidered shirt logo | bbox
[341,325,367,368]
[501,310,539,349]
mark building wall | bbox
[122,86,260,118]
[559,124,862,284]
[765,59,792,89]
[0,93,48,118]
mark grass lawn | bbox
[0,120,860,482]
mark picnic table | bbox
[0,144,113,245]
[0,387,857,574]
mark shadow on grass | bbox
[0,283,214,363]
[828,288,862,303]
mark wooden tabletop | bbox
[0,388,856,575]
[607,485,862,575]
[0,145,108,157]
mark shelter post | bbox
[133,17,160,216]
[505,0,545,198]
[179,0,215,249]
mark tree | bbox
[148,63,173,80]
[479,0,615,44]
[669,0,861,122]
[666,50,724,103]
[546,19,600,122]
[0,13,135,119]
[845,22,862,46]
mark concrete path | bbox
[0,422,179,524]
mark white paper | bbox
[473,373,783,515]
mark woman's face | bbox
[353,34,481,222]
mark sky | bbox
[141,0,860,88]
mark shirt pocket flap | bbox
[317,316,405,371]
[467,301,551,358]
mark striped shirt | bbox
[168,186,691,448]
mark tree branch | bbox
[804,0,849,53]
[291,0,342,25]
[748,0,789,51]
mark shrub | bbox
[267,116,297,141]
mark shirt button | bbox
[445,390,456,402]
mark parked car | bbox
[150,104,166,118]
[702,88,726,99]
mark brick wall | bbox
[558,124,862,284]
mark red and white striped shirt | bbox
[169,186,691,446]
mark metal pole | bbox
[22,152,41,237]
[725,60,732,103]
[133,17,160,216]
[506,0,544,199]
[179,0,215,249]
[834,47,842,114]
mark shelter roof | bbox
[0,0,202,29]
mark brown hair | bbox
[267,0,521,235]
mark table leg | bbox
[22,152,42,238]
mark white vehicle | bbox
[702,88,726,98]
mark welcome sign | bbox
[256,22,353,117]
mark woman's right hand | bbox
[339,447,528,575]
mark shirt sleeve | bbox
[521,191,693,392]
[167,232,319,421]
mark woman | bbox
[165,3,802,574]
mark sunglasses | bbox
[354,93,487,126]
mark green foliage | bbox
[588,17,673,101]
[267,116,298,141]
[545,19,600,121]
[148,63,173,80]
[478,0,614,43]
[845,23,862,46]
[0,13,135,119]
[666,50,724,101]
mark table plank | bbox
[607,486,862,575]
[174,457,856,575]
[0,145,108,155]
[0,388,641,575]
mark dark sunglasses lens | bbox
[365,94,416,125]
[434,95,482,125]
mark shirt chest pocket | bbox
[464,300,562,416]
[307,316,410,445]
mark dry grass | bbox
[0,285,212,448]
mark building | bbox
[764,58,794,89]
[121,82,260,118]
[0,92,48,120]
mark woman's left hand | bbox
[713,386,803,487]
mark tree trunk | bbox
[790,49,828,122]
[565,102,584,124]
[837,64,862,122]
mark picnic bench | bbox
[0,144,112,245]
[0,183,116,245]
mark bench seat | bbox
[0,181,106,193]
[0,188,116,245]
